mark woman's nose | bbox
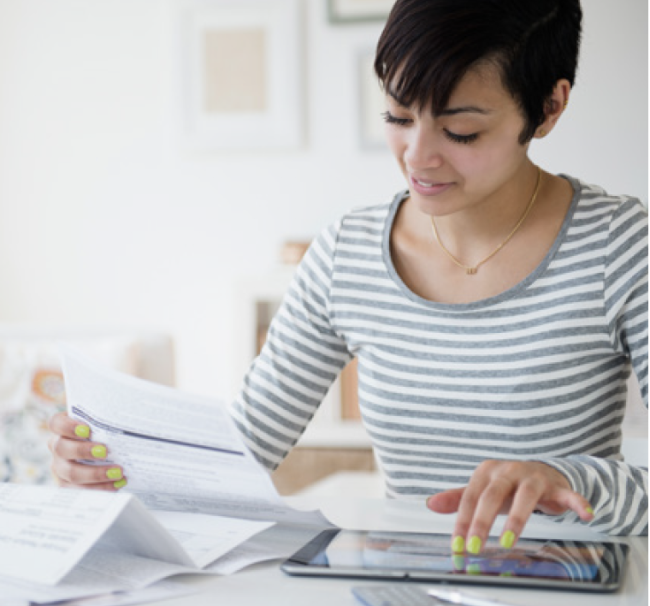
[404,126,443,170]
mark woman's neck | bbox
[417,162,541,260]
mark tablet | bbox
[281,529,629,593]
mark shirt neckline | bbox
[381,174,582,311]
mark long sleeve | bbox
[229,221,352,471]
[541,197,648,535]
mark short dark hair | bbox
[374,0,582,143]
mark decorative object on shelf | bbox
[280,240,312,265]
[177,0,302,151]
[327,0,395,23]
[358,48,387,150]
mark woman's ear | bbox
[535,79,571,139]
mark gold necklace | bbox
[430,166,543,275]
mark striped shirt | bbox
[231,175,648,535]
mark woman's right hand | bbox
[48,412,127,491]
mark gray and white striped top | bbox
[231,175,648,535]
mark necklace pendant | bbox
[466,267,478,275]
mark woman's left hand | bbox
[426,460,595,554]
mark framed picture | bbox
[328,0,395,23]
[178,0,302,151]
[358,48,387,150]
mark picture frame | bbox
[327,0,395,24]
[358,48,387,150]
[178,0,302,151]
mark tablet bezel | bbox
[280,529,629,593]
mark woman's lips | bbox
[410,175,454,196]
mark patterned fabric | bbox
[0,338,140,484]
[0,349,66,483]
[231,175,648,535]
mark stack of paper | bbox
[0,346,333,604]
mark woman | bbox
[49,0,647,555]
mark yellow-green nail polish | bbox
[91,445,107,459]
[467,563,482,575]
[106,468,122,480]
[467,536,482,555]
[500,530,516,549]
[74,424,90,439]
[451,535,465,553]
[113,479,127,489]
[586,506,594,515]
[452,555,465,571]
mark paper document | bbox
[0,346,336,601]
[149,510,274,569]
[205,523,324,575]
[0,483,273,590]
[0,483,136,586]
[60,344,330,527]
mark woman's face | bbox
[384,62,533,218]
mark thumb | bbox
[426,487,465,514]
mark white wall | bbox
[0,0,646,399]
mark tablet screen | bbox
[281,529,628,592]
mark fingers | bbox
[52,459,127,489]
[499,484,595,550]
[497,475,546,550]
[49,411,91,440]
[49,431,106,461]
[452,460,505,555]
[431,460,593,555]
[48,412,128,491]
[538,485,595,521]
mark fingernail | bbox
[451,535,465,553]
[500,530,516,549]
[452,555,465,571]
[106,468,123,480]
[467,536,482,555]
[585,506,594,516]
[91,445,107,459]
[74,424,90,439]
[113,479,127,489]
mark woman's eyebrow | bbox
[437,106,492,116]
[386,90,492,117]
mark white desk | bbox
[146,475,647,606]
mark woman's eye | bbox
[382,111,411,126]
[444,129,479,144]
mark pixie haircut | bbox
[374,0,582,143]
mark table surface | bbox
[146,473,648,606]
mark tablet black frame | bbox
[281,529,629,593]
